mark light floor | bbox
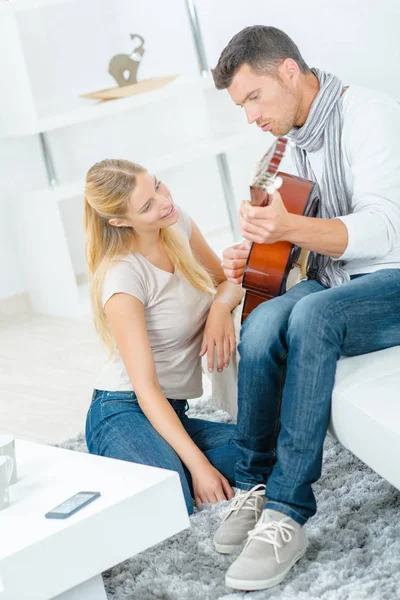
[0,309,105,444]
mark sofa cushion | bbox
[329,345,400,491]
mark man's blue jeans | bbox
[86,391,238,515]
[235,269,400,525]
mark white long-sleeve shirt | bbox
[285,85,400,275]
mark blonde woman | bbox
[84,159,243,515]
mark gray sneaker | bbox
[225,508,307,591]
[213,484,266,554]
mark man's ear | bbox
[280,58,300,83]
[108,218,126,228]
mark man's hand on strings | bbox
[240,190,292,245]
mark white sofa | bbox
[209,306,400,492]
[329,345,400,491]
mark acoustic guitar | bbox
[241,137,319,322]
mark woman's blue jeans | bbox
[235,269,400,525]
[86,391,238,515]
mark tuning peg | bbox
[266,176,283,195]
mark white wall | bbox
[199,0,400,99]
[1,0,399,300]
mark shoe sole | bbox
[225,544,307,591]
[214,540,243,554]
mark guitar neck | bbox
[249,137,288,207]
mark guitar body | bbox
[242,171,319,322]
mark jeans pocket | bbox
[100,391,140,423]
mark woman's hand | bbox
[191,461,234,507]
[200,301,236,373]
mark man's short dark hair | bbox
[212,25,310,90]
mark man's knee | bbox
[239,298,288,362]
[288,292,344,339]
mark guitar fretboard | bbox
[250,137,288,189]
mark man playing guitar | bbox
[211,25,400,591]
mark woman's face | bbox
[110,171,179,233]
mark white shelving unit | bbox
[0,73,213,137]
[1,0,264,317]
[1,0,76,11]
[27,130,260,205]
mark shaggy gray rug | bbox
[59,396,400,600]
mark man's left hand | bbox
[240,190,292,244]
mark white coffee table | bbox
[0,440,190,599]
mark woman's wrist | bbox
[212,280,244,312]
[186,451,211,474]
[210,299,231,312]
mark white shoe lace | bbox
[221,484,266,524]
[245,519,295,552]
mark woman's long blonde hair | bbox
[84,159,215,353]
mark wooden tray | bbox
[81,75,179,101]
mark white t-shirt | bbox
[281,84,400,275]
[94,207,213,399]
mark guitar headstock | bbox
[249,137,289,205]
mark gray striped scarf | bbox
[286,68,351,288]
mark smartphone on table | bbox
[45,491,101,519]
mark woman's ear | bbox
[108,218,126,228]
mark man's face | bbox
[227,62,300,137]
